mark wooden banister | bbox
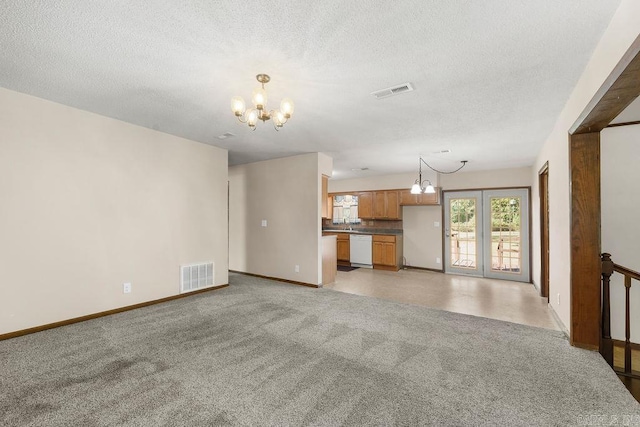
[601,253,640,377]
[614,263,640,281]
[601,253,614,367]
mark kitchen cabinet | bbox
[336,234,350,263]
[373,190,401,219]
[358,192,374,218]
[326,195,333,220]
[372,234,402,271]
[386,191,400,219]
[399,188,441,206]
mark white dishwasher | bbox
[350,234,373,268]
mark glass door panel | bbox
[483,189,530,282]
[444,191,483,276]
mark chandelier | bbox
[410,156,468,194]
[231,74,294,131]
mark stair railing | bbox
[601,253,640,377]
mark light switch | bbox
[261,220,267,227]
[434,221,440,227]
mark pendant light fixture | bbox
[231,74,294,131]
[411,157,468,194]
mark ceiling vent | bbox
[371,83,414,100]
[216,132,235,140]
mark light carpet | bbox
[1,273,638,426]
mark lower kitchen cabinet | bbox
[372,234,402,271]
[336,234,350,264]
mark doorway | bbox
[444,189,530,282]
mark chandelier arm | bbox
[420,158,468,174]
[236,115,248,124]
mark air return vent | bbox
[371,83,414,99]
[180,262,214,294]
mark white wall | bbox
[229,153,322,285]
[601,125,640,341]
[440,167,532,190]
[402,206,443,269]
[318,153,334,283]
[328,171,437,193]
[0,88,229,335]
[531,0,640,331]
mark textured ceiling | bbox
[0,1,622,179]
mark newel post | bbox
[601,253,614,367]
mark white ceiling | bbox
[0,1,622,179]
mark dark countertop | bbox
[322,228,403,236]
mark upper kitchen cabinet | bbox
[373,191,401,219]
[399,188,441,206]
[358,192,374,218]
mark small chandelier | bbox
[231,74,294,131]
[411,156,468,194]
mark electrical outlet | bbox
[123,282,132,294]
[261,219,267,227]
[295,265,300,273]
[436,257,441,264]
[557,293,560,305]
[434,221,440,227]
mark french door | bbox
[444,189,530,282]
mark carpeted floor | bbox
[1,273,638,426]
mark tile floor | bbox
[323,267,561,331]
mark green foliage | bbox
[450,199,475,232]
[450,197,521,232]
[491,197,520,231]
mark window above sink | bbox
[332,194,362,225]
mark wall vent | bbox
[371,83,414,99]
[180,262,214,294]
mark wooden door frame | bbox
[568,35,640,349]
[538,162,549,300]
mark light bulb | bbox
[273,110,286,126]
[410,183,422,194]
[280,98,294,118]
[247,109,258,127]
[424,183,436,194]
[231,96,246,115]
[251,88,267,109]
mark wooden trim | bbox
[527,186,533,284]
[230,270,320,288]
[403,265,445,273]
[571,35,640,134]
[569,132,601,349]
[606,120,640,128]
[0,284,229,341]
[538,162,550,299]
